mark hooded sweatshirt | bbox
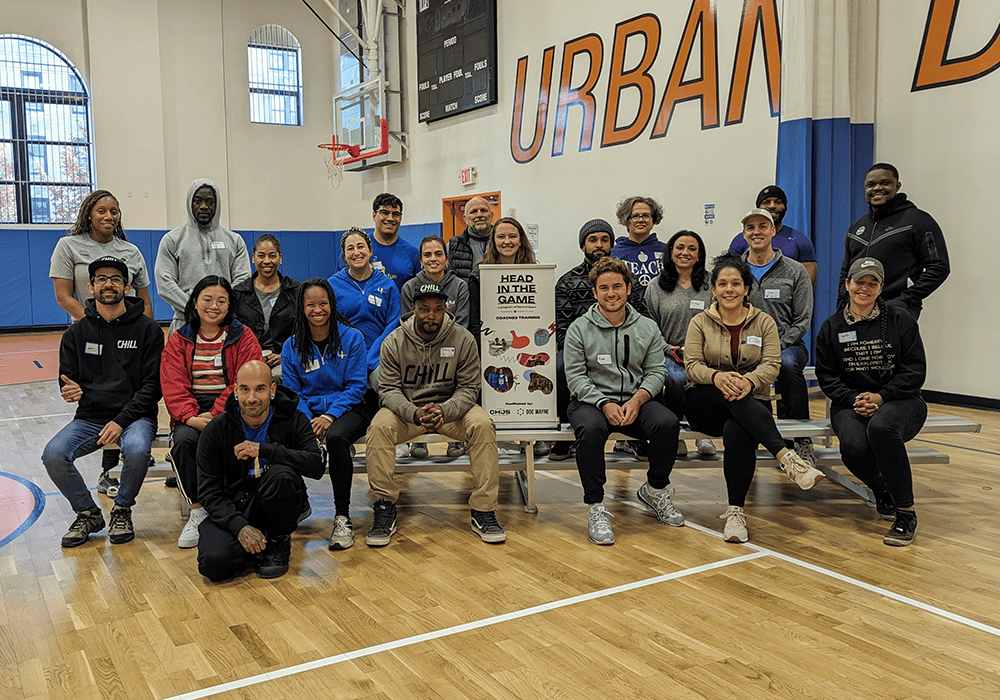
[378,311,480,425]
[154,178,252,325]
[401,270,471,329]
[58,296,164,426]
[609,233,666,290]
[564,303,666,408]
[280,324,368,420]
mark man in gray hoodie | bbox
[154,178,252,333]
[564,256,682,546]
[365,282,505,546]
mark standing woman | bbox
[327,227,401,411]
[468,217,537,340]
[233,234,300,378]
[281,278,368,550]
[816,257,927,546]
[683,253,823,543]
[161,276,262,548]
[644,230,715,457]
[50,190,155,496]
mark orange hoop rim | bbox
[317,142,361,158]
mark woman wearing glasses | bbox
[50,190,155,497]
[609,195,668,294]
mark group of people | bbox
[42,162,949,585]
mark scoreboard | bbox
[416,0,498,123]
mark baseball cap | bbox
[847,257,885,285]
[741,208,774,226]
[412,282,448,302]
[88,256,129,280]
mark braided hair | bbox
[291,277,343,371]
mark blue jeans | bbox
[42,417,155,511]
[776,345,809,419]
[663,358,687,418]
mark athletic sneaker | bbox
[873,489,896,520]
[61,509,105,548]
[696,439,717,456]
[328,515,354,550]
[630,440,648,462]
[395,444,409,459]
[366,499,397,547]
[720,506,748,543]
[107,505,134,544]
[779,450,825,490]
[258,536,291,578]
[446,442,466,459]
[177,507,209,549]
[410,442,429,459]
[471,510,507,543]
[636,483,685,526]
[793,437,817,467]
[298,497,312,524]
[677,440,688,457]
[97,471,120,498]
[587,503,615,545]
[548,441,573,461]
[883,510,918,546]
[612,440,630,456]
[533,440,551,456]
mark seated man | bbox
[564,256,681,545]
[365,282,505,546]
[196,361,324,581]
[42,256,163,547]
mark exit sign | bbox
[460,166,477,186]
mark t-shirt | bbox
[49,234,151,304]
[254,286,280,334]
[748,256,779,282]
[643,280,713,347]
[242,407,273,477]
[728,225,817,263]
[339,236,420,293]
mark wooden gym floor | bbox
[0,334,998,699]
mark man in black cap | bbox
[42,256,164,547]
[364,282,505,546]
[729,185,817,286]
[550,219,646,460]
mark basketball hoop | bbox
[318,141,361,189]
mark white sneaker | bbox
[696,438,717,456]
[720,506,748,543]
[587,504,615,545]
[780,450,825,490]
[178,507,208,549]
[328,515,355,550]
[395,444,409,459]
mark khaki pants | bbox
[366,405,500,512]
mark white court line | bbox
[163,551,768,700]
[535,469,1000,639]
[0,412,74,423]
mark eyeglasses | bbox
[628,213,652,222]
[93,275,125,286]
[376,209,402,219]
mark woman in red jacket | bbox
[161,275,262,549]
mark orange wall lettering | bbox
[912,0,1000,91]
[600,14,661,148]
[510,47,556,164]
[725,0,781,126]
[552,34,604,156]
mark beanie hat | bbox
[578,218,614,248]
[756,185,787,208]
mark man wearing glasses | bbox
[610,196,668,293]
[360,193,421,293]
[42,256,164,548]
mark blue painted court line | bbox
[34,360,42,368]
[0,471,46,549]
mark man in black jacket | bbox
[838,163,950,319]
[196,361,324,581]
[446,196,494,280]
[42,256,164,548]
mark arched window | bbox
[0,35,94,224]
[248,25,303,126]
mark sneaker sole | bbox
[365,524,396,547]
[258,567,289,579]
[472,526,506,544]
[589,535,615,545]
[547,453,571,461]
[328,538,355,550]
[725,532,748,543]
[883,534,914,546]
[61,536,91,548]
[298,506,313,524]
[795,471,825,490]
[109,532,135,545]
[636,489,685,527]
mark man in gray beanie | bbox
[550,219,646,460]
[728,185,817,286]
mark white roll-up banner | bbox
[478,264,558,428]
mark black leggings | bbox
[683,384,786,507]
[323,400,371,516]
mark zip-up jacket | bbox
[58,296,163,427]
[378,311,480,425]
[160,318,263,422]
[555,258,647,351]
[815,304,925,408]
[564,303,666,408]
[838,193,950,313]
[280,324,367,420]
[743,249,813,350]
[684,302,780,400]
[197,385,324,537]
[233,272,300,355]
[328,267,401,372]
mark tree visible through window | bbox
[0,34,94,224]
[248,25,303,126]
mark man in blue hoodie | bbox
[564,256,682,546]
[42,256,164,548]
[609,195,667,291]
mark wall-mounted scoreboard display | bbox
[416,0,498,123]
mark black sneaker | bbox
[873,490,896,520]
[96,471,120,497]
[630,440,649,462]
[108,505,135,544]
[471,509,507,543]
[366,499,397,547]
[257,536,291,578]
[548,441,573,461]
[297,497,312,524]
[61,509,105,548]
[883,510,918,546]
[164,476,178,488]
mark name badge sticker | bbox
[764,288,781,299]
[368,294,383,307]
[214,355,223,367]
[306,359,321,372]
[597,353,612,365]
[440,346,455,358]
[85,342,102,356]
[838,331,858,343]
[269,297,277,307]
[210,241,226,250]
[746,335,762,348]
[689,299,706,310]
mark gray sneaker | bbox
[696,438,717,456]
[108,505,134,544]
[471,510,507,543]
[446,442,466,458]
[61,509,105,548]
[97,471,120,498]
[328,515,355,550]
[636,483,685,526]
[587,504,615,545]
[366,499,397,547]
[793,437,817,467]
[410,442,429,459]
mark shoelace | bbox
[720,507,746,527]
[372,506,394,530]
[109,509,128,529]
[646,487,679,515]
[332,516,352,535]
[475,512,501,531]
[782,453,808,474]
[68,512,94,533]
[589,508,614,534]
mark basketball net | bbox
[318,142,360,189]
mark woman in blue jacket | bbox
[282,278,368,551]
